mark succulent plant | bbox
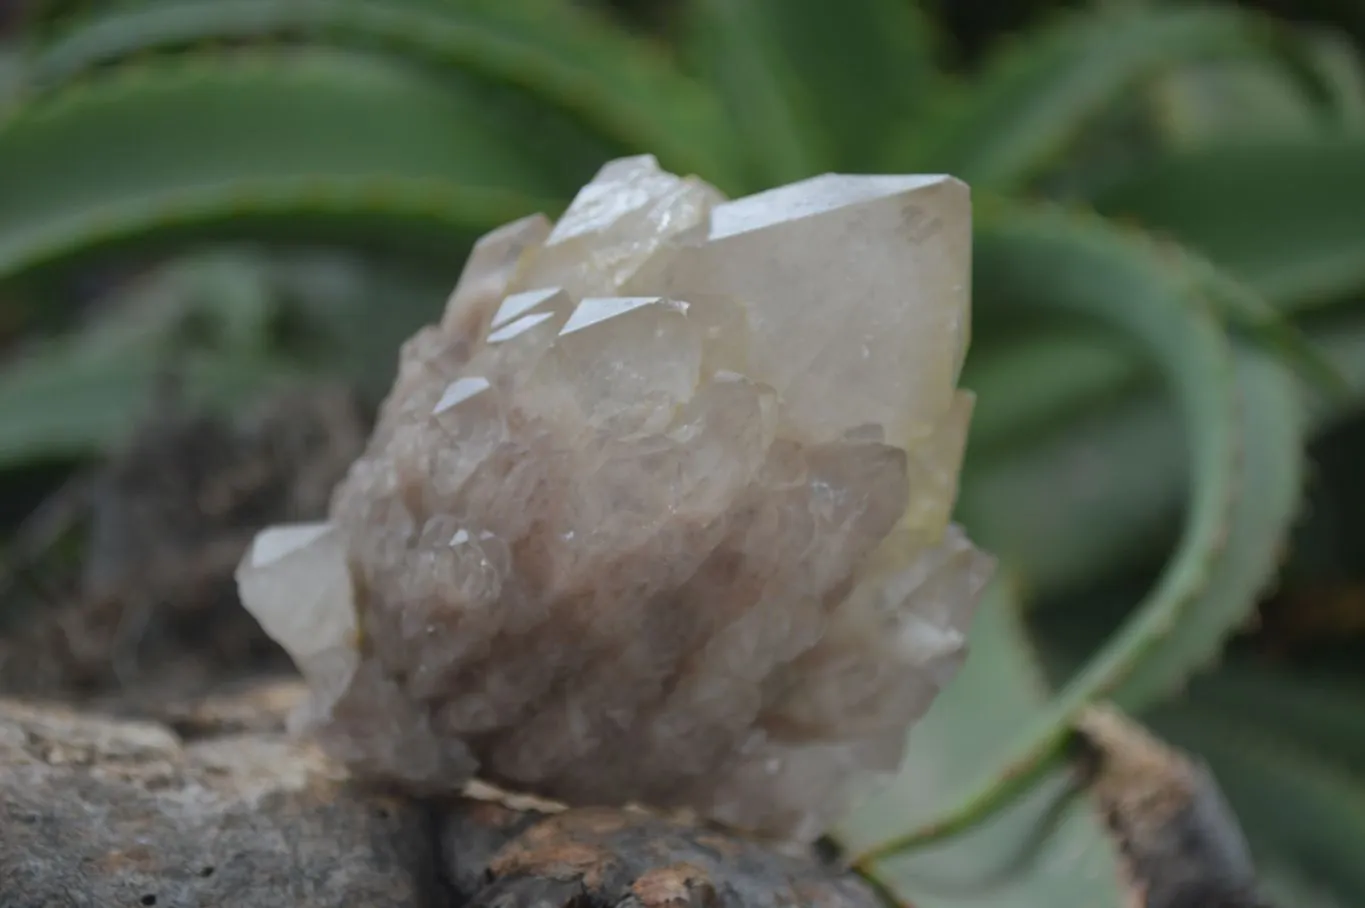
[2,0,1365,905]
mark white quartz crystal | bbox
[236,155,995,842]
[236,523,355,668]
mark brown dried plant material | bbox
[237,156,994,843]
[0,384,368,699]
[1077,705,1268,908]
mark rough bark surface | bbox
[0,683,883,908]
[443,805,882,908]
[0,693,436,907]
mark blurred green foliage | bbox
[2,0,1365,904]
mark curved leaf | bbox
[0,342,290,464]
[0,254,296,462]
[22,0,740,187]
[962,300,1365,604]
[1305,29,1365,130]
[890,5,1293,189]
[1181,661,1365,770]
[1109,346,1304,708]
[840,577,1129,908]
[1311,311,1365,406]
[1092,139,1365,310]
[1260,863,1350,908]
[0,49,565,281]
[0,44,19,109]
[961,311,1308,695]
[960,391,1183,597]
[0,248,453,465]
[1142,22,1365,147]
[973,208,1303,713]
[862,204,1305,854]
[1150,703,1365,902]
[679,0,941,185]
[962,261,1336,469]
[1147,58,1332,148]
[961,328,1145,458]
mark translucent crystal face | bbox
[236,155,995,843]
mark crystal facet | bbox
[237,155,995,842]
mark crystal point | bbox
[635,172,971,447]
[441,213,552,344]
[236,522,354,662]
[512,155,724,297]
[237,157,994,843]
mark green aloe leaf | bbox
[839,577,1129,908]
[1260,863,1350,908]
[0,346,287,464]
[1103,346,1304,708]
[1091,139,1365,310]
[679,0,941,187]
[0,48,567,282]
[1311,311,1365,403]
[0,247,454,465]
[0,253,297,463]
[971,209,1304,714]
[0,44,19,109]
[21,0,740,187]
[1149,702,1365,902]
[1306,29,1365,129]
[1142,23,1365,147]
[963,303,1365,604]
[961,389,1182,597]
[862,203,1305,852]
[1147,58,1332,148]
[961,196,1345,468]
[1180,661,1365,771]
[962,328,1145,458]
[892,4,1295,190]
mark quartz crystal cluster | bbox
[236,156,995,843]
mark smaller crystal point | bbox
[510,155,724,297]
[240,156,994,844]
[490,287,563,330]
[442,213,552,338]
[235,521,355,663]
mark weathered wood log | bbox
[1078,706,1269,908]
[0,682,883,908]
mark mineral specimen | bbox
[236,155,995,843]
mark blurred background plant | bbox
[1,0,1363,905]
